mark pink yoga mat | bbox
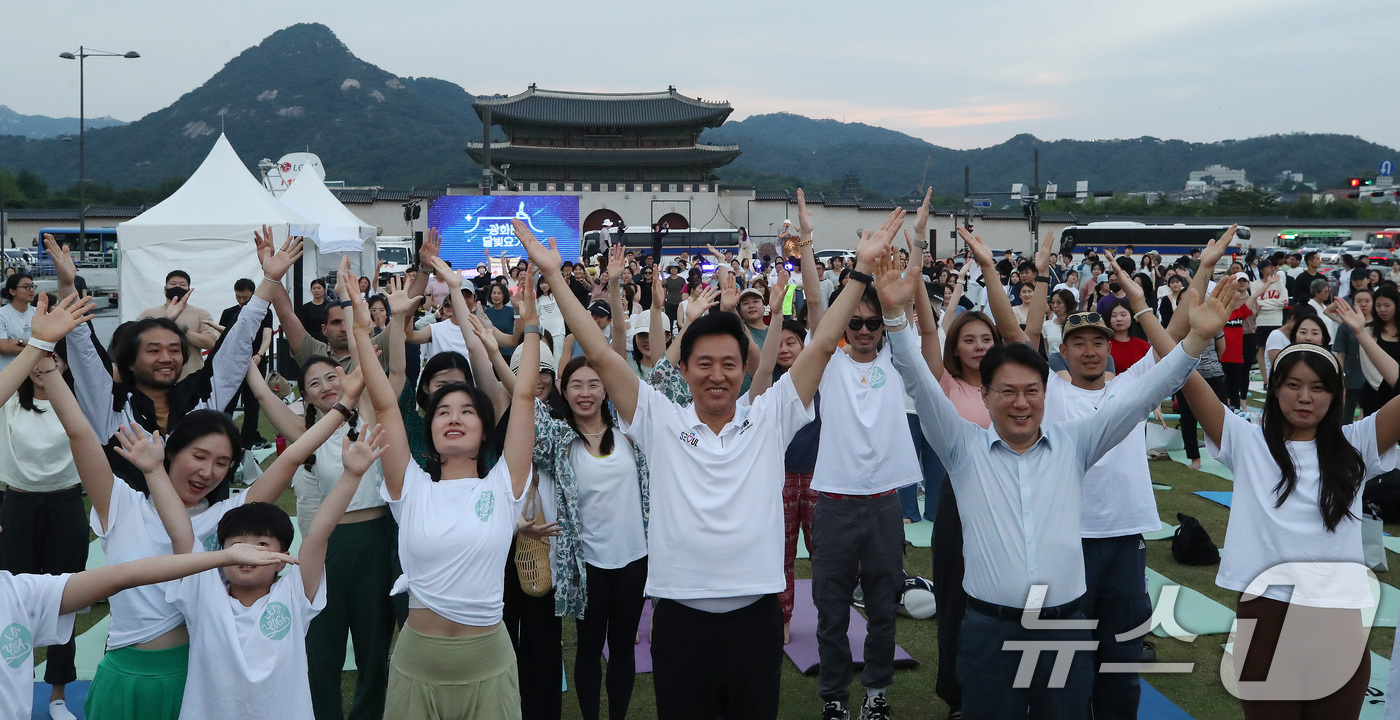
[601,582,918,675]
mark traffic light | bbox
[1350,178,1363,187]
[1348,178,1376,188]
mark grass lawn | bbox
[43,409,1400,720]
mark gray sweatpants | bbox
[810,492,905,705]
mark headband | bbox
[1272,342,1341,376]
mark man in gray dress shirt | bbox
[871,251,1236,719]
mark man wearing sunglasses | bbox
[809,272,921,720]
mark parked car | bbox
[2,249,31,272]
[1319,246,1345,265]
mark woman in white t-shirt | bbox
[536,275,566,369]
[248,352,400,720]
[1182,336,1400,720]
[0,273,37,372]
[373,270,540,720]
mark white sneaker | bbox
[49,699,77,720]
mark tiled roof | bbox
[754,190,790,201]
[466,143,741,168]
[4,206,144,220]
[473,86,733,128]
[375,189,412,202]
[331,189,375,204]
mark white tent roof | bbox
[279,162,376,253]
[118,134,317,248]
[115,134,318,322]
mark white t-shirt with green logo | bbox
[810,344,922,495]
[0,572,74,719]
[167,563,326,719]
[383,460,529,627]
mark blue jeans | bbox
[958,604,1094,719]
[897,415,945,522]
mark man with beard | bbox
[52,229,303,490]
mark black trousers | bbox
[652,595,783,720]
[932,477,966,712]
[1222,361,1249,409]
[1178,375,1228,460]
[0,486,88,686]
[575,557,648,720]
[1082,535,1153,720]
[503,547,562,720]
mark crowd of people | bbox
[0,187,1394,720]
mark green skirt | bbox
[84,643,190,720]
[386,624,520,720]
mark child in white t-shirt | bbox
[146,422,389,720]
[0,536,292,720]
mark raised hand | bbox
[1034,229,1056,274]
[687,285,719,326]
[956,227,996,270]
[857,208,906,269]
[163,289,192,320]
[517,263,540,324]
[1332,298,1367,334]
[513,219,563,277]
[341,423,387,477]
[719,271,739,313]
[607,242,625,278]
[42,234,78,291]
[419,227,441,266]
[1189,274,1241,341]
[465,313,500,355]
[384,276,422,317]
[796,188,815,239]
[338,365,366,406]
[1199,224,1238,273]
[260,230,304,281]
[874,245,920,311]
[428,256,462,290]
[29,292,97,342]
[112,424,165,475]
[913,186,933,240]
[770,266,790,308]
[223,543,298,567]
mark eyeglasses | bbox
[991,386,1043,403]
[1064,312,1103,328]
[848,317,883,332]
[13,283,35,290]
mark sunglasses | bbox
[848,317,883,332]
[1064,312,1103,328]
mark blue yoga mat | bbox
[32,681,89,719]
[1139,680,1195,719]
[1194,490,1233,509]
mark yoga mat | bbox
[1376,583,1400,629]
[1138,681,1195,720]
[1145,568,1236,639]
[1386,536,1400,555]
[1152,483,1172,491]
[1143,522,1179,541]
[904,520,932,548]
[1193,491,1233,509]
[31,681,90,720]
[1168,450,1234,481]
[782,579,917,674]
[602,599,654,674]
[797,529,810,560]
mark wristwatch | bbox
[911,236,929,250]
[522,324,544,337]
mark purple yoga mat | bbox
[601,581,919,675]
[785,579,918,674]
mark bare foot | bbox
[635,629,641,645]
[784,622,792,645]
[1190,459,1201,470]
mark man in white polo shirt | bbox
[515,208,900,720]
[872,248,1235,719]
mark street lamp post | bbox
[58,46,139,254]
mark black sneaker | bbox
[859,694,892,720]
[1142,639,1157,663]
[822,700,849,720]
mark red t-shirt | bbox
[1221,304,1253,364]
[1110,336,1151,373]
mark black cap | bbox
[587,301,613,318]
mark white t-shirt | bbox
[383,460,529,627]
[168,565,326,720]
[424,320,470,361]
[569,441,647,569]
[1043,320,1065,355]
[1209,412,1397,608]
[1263,329,1290,381]
[536,295,567,366]
[811,345,921,494]
[308,421,386,514]
[1251,278,1287,327]
[0,303,36,372]
[92,480,247,649]
[0,572,74,720]
[0,395,79,492]
[619,373,814,601]
[1044,353,1162,538]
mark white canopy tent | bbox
[116,134,317,323]
[279,163,378,298]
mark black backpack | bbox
[1363,470,1400,523]
[1171,512,1220,566]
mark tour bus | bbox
[581,227,742,261]
[1367,229,1400,251]
[37,227,119,268]
[1276,228,1351,250]
[1057,222,1251,264]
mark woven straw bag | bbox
[514,480,553,597]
